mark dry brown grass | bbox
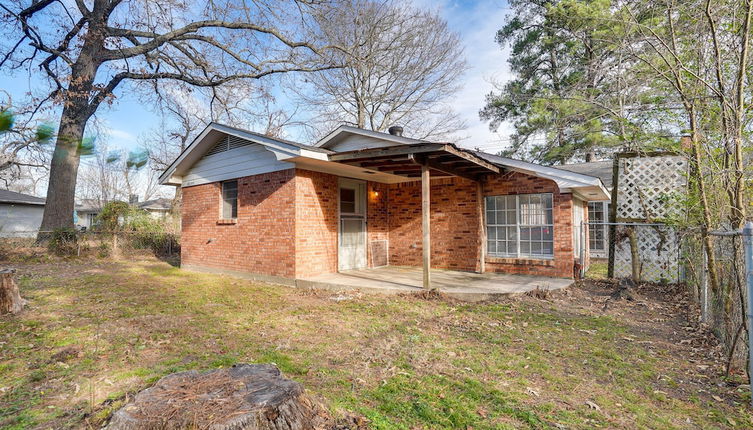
[0,256,751,429]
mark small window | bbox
[340,188,356,214]
[221,180,238,219]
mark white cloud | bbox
[107,128,136,141]
[413,0,514,152]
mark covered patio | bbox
[321,142,501,289]
[298,266,573,301]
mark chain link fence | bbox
[586,220,752,372]
[0,230,180,260]
[683,229,749,370]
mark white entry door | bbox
[338,179,367,271]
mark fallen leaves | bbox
[585,400,601,411]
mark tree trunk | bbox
[39,109,88,234]
[171,186,183,217]
[627,226,641,283]
[0,269,26,315]
[688,111,721,294]
[106,364,337,430]
[38,17,104,236]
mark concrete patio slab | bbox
[298,266,573,301]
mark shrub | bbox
[47,228,78,256]
[95,201,130,231]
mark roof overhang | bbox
[158,123,328,186]
[475,153,611,201]
[0,199,45,206]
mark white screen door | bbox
[338,179,367,271]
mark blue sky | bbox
[2,0,512,156]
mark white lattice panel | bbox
[616,156,688,221]
[613,225,680,282]
[612,154,687,283]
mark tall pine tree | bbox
[481,0,664,164]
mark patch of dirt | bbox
[47,346,82,363]
[404,288,451,301]
[528,279,738,406]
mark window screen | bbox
[222,180,238,219]
[486,193,554,258]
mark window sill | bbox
[216,219,237,225]
[486,256,555,266]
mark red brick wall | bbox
[385,172,576,278]
[482,171,574,278]
[181,168,577,280]
[181,169,297,278]
[294,169,338,278]
[367,181,390,267]
[388,177,482,271]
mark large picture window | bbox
[486,194,554,258]
[221,180,238,219]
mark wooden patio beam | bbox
[411,154,483,182]
[329,143,500,175]
[329,144,447,162]
[422,163,431,289]
[477,181,486,274]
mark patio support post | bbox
[422,163,431,289]
[477,181,485,273]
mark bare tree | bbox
[0,91,53,192]
[0,0,335,234]
[77,138,158,206]
[76,142,128,206]
[291,0,468,140]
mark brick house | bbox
[159,123,609,287]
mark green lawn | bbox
[0,257,750,429]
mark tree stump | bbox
[106,364,335,430]
[0,269,26,315]
[603,279,638,311]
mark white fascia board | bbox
[158,123,317,185]
[315,125,425,148]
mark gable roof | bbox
[0,189,45,206]
[75,199,106,212]
[555,160,613,188]
[157,122,609,199]
[137,198,172,211]
[158,122,329,185]
[315,125,426,149]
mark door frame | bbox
[338,178,367,271]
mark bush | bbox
[47,228,78,256]
[95,201,130,231]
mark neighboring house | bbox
[0,189,46,237]
[159,123,610,286]
[137,198,173,219]
[557,161,613,259]
[75,199,105,230]
[75,198,173,230]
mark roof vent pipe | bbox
[388,125,403,137]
